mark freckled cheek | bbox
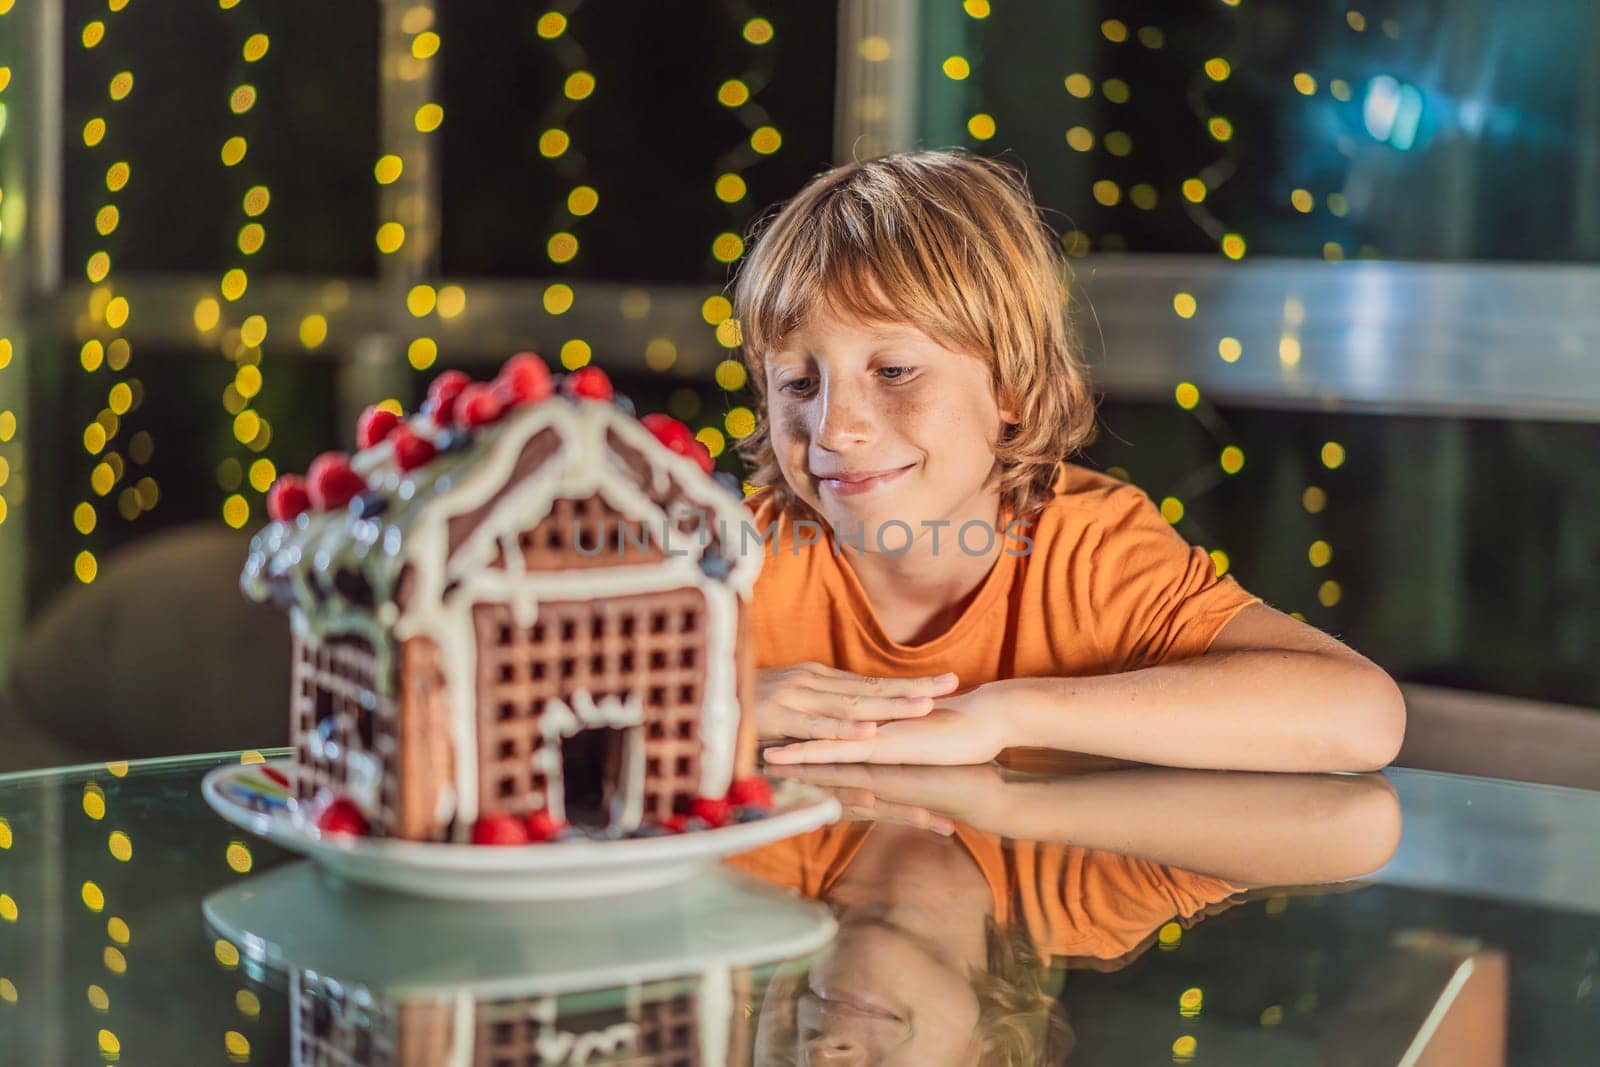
[770,404,814,478]
[771,403,811,447]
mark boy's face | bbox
[753,910,985,1065]
[765,296,1015,544]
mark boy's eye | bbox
[878,365,913,381]
[777,377,814,396]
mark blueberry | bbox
[435,429,474,454]
[349,491,388,519]
[630,824,670,838]
[712,471,742,496]
[735,807,768,823]
[699,553,731,580]
[611,394,636,417]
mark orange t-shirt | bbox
[724,822,1246,966]
[745,462,1263,680]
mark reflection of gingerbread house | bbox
[292,967,755,1066]
[243,373,763,842]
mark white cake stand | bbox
[202,757,840,902]
[202,860,837,999]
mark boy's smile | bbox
[813,463,916,497]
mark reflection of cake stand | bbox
[202,759,839,901]
[204,861,835,1065]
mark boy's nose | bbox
[813,380,875,451]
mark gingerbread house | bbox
[241,357,764,843]
[291,966,755,1066]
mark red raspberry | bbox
[425,370,472,423]
[266,475,312,523]
[356,405,402,449]
[690,796,732,828]
[524,809,565,843]
[689,440,715,475]
[390,426,437,471]
[563,366,613,401]
[498,352,554,406]
[315,797,369,837]
[306,453,367,510]
[472,814,531,846]
[642,413,715,474]
[455,382,505,428]
[642,413,693,451]
[660,814,690,834]
[727,776,773,809]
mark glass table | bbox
[0,750,1596,1065]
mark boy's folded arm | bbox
[998,601,1408,774]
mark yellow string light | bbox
[436,285,467,319]
[544,283,575,315]
[299,314,328,349]
[537,12,567,39]
[751,125,783,153]
[559,340,592,370]
[407,337,438,371]
[696,427,726,458]
[645,339,677,371]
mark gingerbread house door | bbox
[472,587,709,833]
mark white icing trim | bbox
[536,1021,641,1064]
[698,964,732,1067]
[620,722,645,832]
[448,991,474,1067]
[531,691,644,831]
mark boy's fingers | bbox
[764,739,878,764]
[833,787,877,810]
[766,764,879,790]
[806,672,960,698]
[784,712,876,741]
[784,689,935,721]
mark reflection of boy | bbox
[732,821,1245,1065]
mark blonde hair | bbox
[730,148,1098,520]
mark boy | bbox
[729,149,1405,772]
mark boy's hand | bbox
[762,683,1013,766]
[767,763,1012,835]
[754,662,959,742]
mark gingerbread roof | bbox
[241,395,761,624]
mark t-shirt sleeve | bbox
[1089,487,1264,670]
[1014,844,1247,963]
